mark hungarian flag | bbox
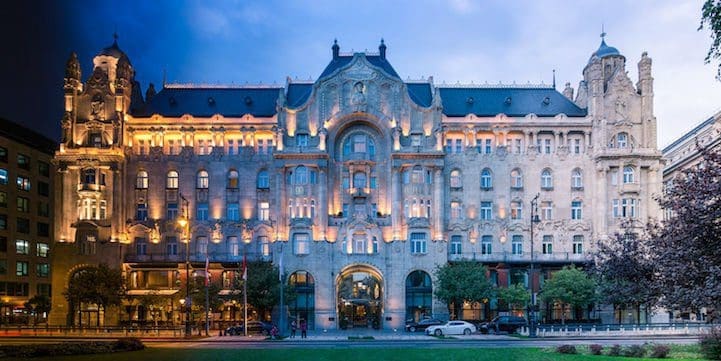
[242,254,247,281]
[204,256,210,286]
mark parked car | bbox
[226,321,273,335]
[425,320,477,336]
[405,318,443,332]
[479,316,528,334]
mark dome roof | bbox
[588,34,622,64]
[96,35,131,64]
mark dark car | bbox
[405,318,443,332]
[479,316,528,334]
[226,321,273,335]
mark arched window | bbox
[450,169,462,188]
[412,165,424,184]
[623,166,635,184]
[510,169,523,189]
[405,271,433,322]
[571,168,583,188]
[617,132,628,148]
[196,170,209,189]
[480,168,492,189]
[353,172,367,188]
[289,271,315,330]
[541,169,553,189]
[257,170,269,189]
[166,171,179,189]
[343,133,376,159]
[227,170,239,189]
[136,170,148,189]
[294,166,308,185]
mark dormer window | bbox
[89,132,102,148]
[296,134,309,147]
[617,132,628,148]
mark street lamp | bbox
[529,193,541,338]
[177,194,191,338]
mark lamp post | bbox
[177,194,191,338]
[529,193,540,338]
[241,221,252,337]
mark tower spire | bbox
[552,69,556,88]
[600,24,606,41]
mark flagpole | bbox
[242,252,248,337]
[205,255,209,336]
[279,243,284,337]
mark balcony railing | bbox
[449,251,587,263]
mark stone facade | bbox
[50,37,662,328]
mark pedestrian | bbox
[290,320,297,338]
[270,324,279,340]
[300,320,307,339]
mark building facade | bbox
[0,118,56,324]
[50,36,662,329]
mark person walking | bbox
[290,320,297,338]
[300,320,307,339]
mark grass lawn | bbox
[12,345,707,361]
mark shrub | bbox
[623,344,647,358]
[701,327,721,360]
[589,344,603,355]
[114,337,145,351]
[556,344,577,354]
[650,344,670,358]
[0,339,144,358]
[607,344,622,356]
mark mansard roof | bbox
[135,85,281,117]
[287,83,313,108]
[438,86,587,117]
[406,83,433,107]
[319,54,400,79]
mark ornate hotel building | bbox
[50,36,662,328]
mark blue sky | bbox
[1,0,719,147]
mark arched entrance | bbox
[337,265,382,329]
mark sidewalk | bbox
[206,329,517,341]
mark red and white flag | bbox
[204,256,210,286]
[242,254,247,281]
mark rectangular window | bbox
[17,176,30,191]
[38,202,50,217]
[135,237,147,256]
[455,139,463,153]
[296,134,309,147]
[0,191,5,207]
[450,201,462,219]
[510,201,522,220]
[226,203,240,221]
[36,263,49,278]
[0,169,7,185]
[196,203,209,221]
[17,196,29,213]
[450,235,462,255]
[573,235,584,254]
[410,232,427,254]
[16,261,29,276]
[485,138,492,154]
[0,215,5,230]
[37,181,49,197]
[293,233,309,255]
[544,139,552,154]
[17,218,29,234]
[0,260,5,275]
[16,239,29,255]
[136,202,148,221]
[0,236,6,252]
[37,242,49,257]
[17,154,30,170]
[166,236,178,256]
[512,235,523,255]
[258,202,270,221]
[480,201,493,220]
[37,222,49,237]
[541,201,553,221]
[542,235,553,254]
[515,138,523,154]
[166,202,178,219]
[260,236,270,257]
[38,161,50,177]
[573,139,581,154]
[37,284,51,297]
[571,201,583,220]
[0,147,6,162]
[481,235,492,255]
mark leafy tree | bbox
[594,222,659,324]
[498,283,531,313]
[24,295,51,325]
[434,261,495,319]
[651,145,721,317]
[541,266,596,324]
[233,261,295,321]
[701,0,721,80]
[64,264,125,326]
[175,275,225,329]
[136,290,167,327]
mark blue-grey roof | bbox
[134,87,281,117]
[286,83,313,108]
[406,83,433,107]
[438,87,587,117]
[319,54,400,79]
[97,39,131,64]
[588,39,621,63]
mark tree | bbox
[24,295,51,325]
[701,0,721,80]
[651,145,721,317]
[541,266,596,324]
[237,261,295,321]
[434,261,495,320]
[175,276,225,329]
[594,222,659,324]
[64,264,125,327]
[136,290,167,327]
[497,283,530,313]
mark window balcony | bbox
[348,187,370,198]
[621,182,640,194]
[77,183,105,192]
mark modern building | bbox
[0,117,56,324]
[49,36,662,329]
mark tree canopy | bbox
[541,266,596,324]
[64,264,125,326]
[231,260,295,320]
[497,283,531,312]
[701,0,721,80]
[434,261,495,319]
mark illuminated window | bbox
[450,235,462,255]
[166,171,179,189]
[197,170,209,189]
[510,169,523,189]
[227,170,239,189]
[293,233,309,255]
[136,170,148,189]
[481,235,492,255]
[410,232,427,254]
[510,201,522,220]
[450,169,462,188]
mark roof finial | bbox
[332,38,340,59]
[379,38,387,59]
[600,23,606,40]
[552,69,556,89]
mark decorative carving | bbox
[350,81,367,112]
[90,94,105,121]
[65,52,81,81]
[86,67,110,91]
[61,112,72,144]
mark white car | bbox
[425,320,477,336]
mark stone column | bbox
[585,131,591,149]
[433,168,443,240]
[596,166,608,239]
[391,167,401,237]
[277,167,287,241]
[318,169,328,238]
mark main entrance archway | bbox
[337,265,382,329]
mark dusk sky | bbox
[1,1,719,148]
